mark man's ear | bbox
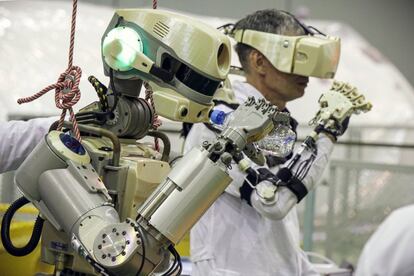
[248,50,267,75]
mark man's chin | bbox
[296,87,306,97]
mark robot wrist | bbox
[320,130,337,142]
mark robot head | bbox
[102,9,231,122]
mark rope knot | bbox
[55,66,82,110]
[17,65,83,141]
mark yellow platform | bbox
[0,203,54,276]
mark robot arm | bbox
[243,81,372,220]
[8,96,285,276]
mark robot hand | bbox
[309,80,372,139]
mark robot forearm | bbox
[137,146,232,245]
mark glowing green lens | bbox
[103,26,144,71]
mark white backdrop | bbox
[1,1,413,124]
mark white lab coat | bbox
[355,205,414,276]
[0,117,57,174]
[185,80,334,276]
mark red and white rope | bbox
[144,82,162,151]
[145,0,162,152]
[17,0,82,141]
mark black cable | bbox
[1,196,44,256]
[107,16,123,112]
[216,23,235,34]
[135,225,147,276]
[295,152,316,181]
[170,247,182,276]
[217,23,234,30]
[88,75,109,112]
[295,156,311,179]
[300,155,316,180]
[169,252,179,275]
[163,245,183,276]
[297,160,310,180]
[297,144,317,180]
[84,255,116,276]
[162,246,177,275]
[108,68,120,113]
[287,153,301,170]
[294,159,308,179]
[175,248,182,276]
[169,155,183,166]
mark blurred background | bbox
[0,0,413,274]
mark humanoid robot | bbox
[1,8,371,276]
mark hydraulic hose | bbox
[147,131,171,162]
[1,196,44,256]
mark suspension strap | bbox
[17,0,82,141]
[276,168,308,203]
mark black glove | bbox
[319,116,350,141]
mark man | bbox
[355,205,414,276]
[0,117,57,173]
[185,9,340,275]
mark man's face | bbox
[262,57,309,104]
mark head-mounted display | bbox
[233,29,340,79]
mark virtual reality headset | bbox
[232,29,340,79]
